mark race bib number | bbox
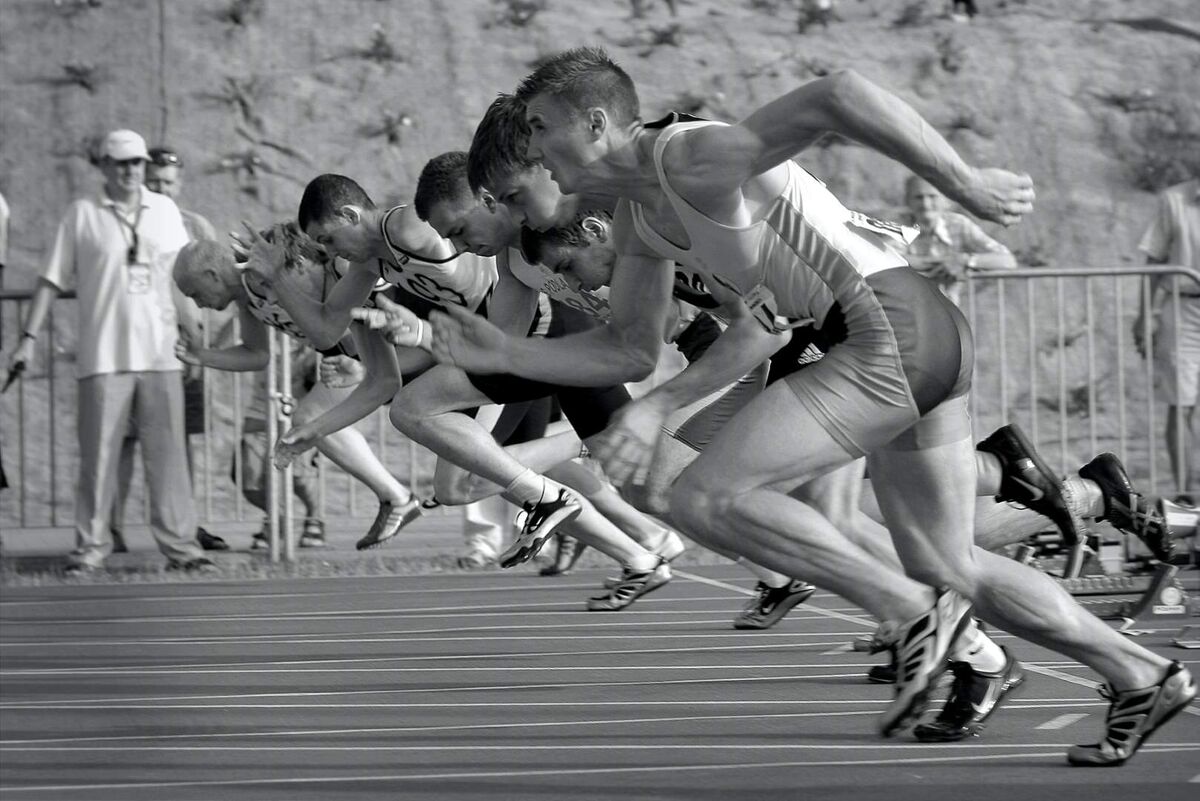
[127,263,152,295]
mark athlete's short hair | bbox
[413,152,473,222]
[467,94,536,194]
[298,174,375,233]
[519,208,613,266]
[515,47,640,127]
[173,239,232,287]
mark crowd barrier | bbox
[3,264,1197,561]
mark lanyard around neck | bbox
[109,193,145,264]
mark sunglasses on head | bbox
[149,149,182,168]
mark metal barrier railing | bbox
[962,264,1199,499]
[1,289,442,560]
[4,265,1197,556]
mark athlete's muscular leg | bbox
[868,437,1170,692]
[669,381,935,624]
[292,383,412,504]
[390,366,538,493]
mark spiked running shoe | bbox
[913,647,1026,742]
[540,534,589,576]
[499,488,583,568]
[602,529,686,588]
[977,423,1087,548]
[868,653,899,684]
[879,589,973,737]
[1067,661,1195,766]
[586,560,671,611]
[733,580,817,630]
[355,497,424,551]
[1078,453,1174,562]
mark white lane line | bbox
[1034,713,1090,730]
[5,747,1200,795]
[1,701,1133,744]
[0,673,899,707]
[0,698,1110,711]
[0,598,797,625]
[1,710,888,744]
[674,570,876,627]
[0,645,873,675]
[0,663,899,677]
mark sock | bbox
[950,620,1007,673]
[626,552,660,573]
[503,469,549,506]
[1064,476,1105,518]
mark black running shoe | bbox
[1067,661,1195,766]
[868,653,898,684]
[1078,453,1174,562]
[977,423,1087,547]
[499,488,582,568]
[540,535,589,576]
[879,589,973,737]
[914,647,1026,742]
[733,580,817,630]
[355,497,423,551]
[586,560,671,611]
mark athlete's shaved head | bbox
[515,47,640,127]
[468,94,536,194]
[174,239,239,310]
[413,152,473,222]
[298,174,375,233]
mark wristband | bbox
[22,331,36,341]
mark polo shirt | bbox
[41,188,189,377]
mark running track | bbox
[1,564,1198,800]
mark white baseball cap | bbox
[101,129,149,162]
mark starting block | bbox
[1175,625,1200,649]
[1056,563,1196,635]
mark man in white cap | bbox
[5,129,214,573]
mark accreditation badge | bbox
[127,262,152,295]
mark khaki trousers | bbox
[72,370,201,567]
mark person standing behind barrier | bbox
[1134,178,1200,505]
[108,146,232,553]
[3,129,212,573]
[238,342,327,550]
[901,175,1016,306]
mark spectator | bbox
[4,129,214,573]
[1133,178,1200,504]
[108,145,230,553]
[238,342,327,550]
[900,175,1016,306]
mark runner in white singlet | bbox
[428,49,1192,763]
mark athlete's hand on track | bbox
[428,304,510,374]
[318,354,364,388]
[273,424,318,470]
[351,294,426,349]
[958,168,1035,227]
[591,396,673,488]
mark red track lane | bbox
[1,565,1198,800]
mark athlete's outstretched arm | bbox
[267,261,380,351]
[689,70,1033,226]
[273,322,401,466]
[176,303,271,372]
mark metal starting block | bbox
[1056,563,1196,635]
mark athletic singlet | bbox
[627,116,913,333]
[239,242,345,346]
[376,205,498,312]
[504,246,612,321]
